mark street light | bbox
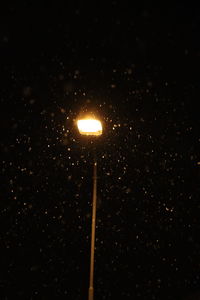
[77,118,102,136]
[77,116,102,300]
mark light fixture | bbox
[77,118,102,136]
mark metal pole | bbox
[88,161,97,300]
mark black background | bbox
[0,2,200,299]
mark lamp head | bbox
[77,117,102,136]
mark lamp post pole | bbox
[76,116,102,300]
[88,160,97,300]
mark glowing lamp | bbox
[77,118,102,136]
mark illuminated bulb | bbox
[77,118,102,136]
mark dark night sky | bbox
[0,2,200,299]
